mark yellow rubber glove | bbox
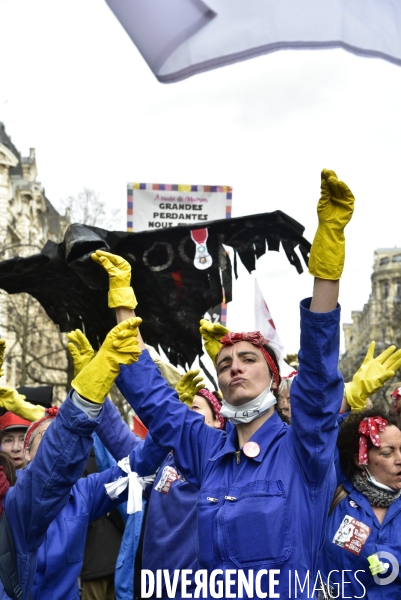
[72,317,142,404]
[0,386,45,421]
[175,369,206,406]
[145,344,182,388]
[0,339,5,377]
[308,169,355,280]
[91,250,137,309]
[344,341,401,410]
[199,319,230,364]
[67,329,95,377]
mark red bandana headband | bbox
[217,331,280,388]
[198,388,225,430]
[24,406,59,450]
[390,387,401,412]
[358,416,388,465]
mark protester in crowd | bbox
[79,444,126,600]
[67,329,168,600]
[92,168,353,597]
[68,328,228,599]
[390,382,401,415]
[276,378,292,422]
[75,339,226,600]
[344,343,401,411]
[134,371,227,599]
[318,408,401,598]
[0,411,31,470]
[21,405,131,600]
[275,342,401,426]
[0,347,53,472]
[0,318,141,600]
[0,327,163,600]
[0,450,16,487]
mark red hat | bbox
[0,412,31,432]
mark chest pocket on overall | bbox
[224,480,292,567]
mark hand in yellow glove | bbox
[344,341,401,410]
[0,339,5,377]
[199,319,230,364]
[67,329,95,377]
[145,344,182,388]
[0,386,45,421]
[175,369,206,406]
[91,250,137,309]
[71,317,142,404]
[308,169,355,280]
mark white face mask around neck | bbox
[219,386,277,424]
[363,466,399,493]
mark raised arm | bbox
[68,326,169,473]
[5,318,143,555]
[90,250,224,487]
[4,395,101,555]
[116,351,222,488]
[343,341,401,411]
[290,169,354,489]
[309,168,354,312]
[91,250,145,348]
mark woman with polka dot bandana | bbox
[318,408,401,598]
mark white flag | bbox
[254,278,295,378]
[105,0,401,83]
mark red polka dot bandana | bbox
[198,388,225,430]
[358,416,388,465]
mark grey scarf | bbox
[352,472,401,507]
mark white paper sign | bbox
[127,183,232,232]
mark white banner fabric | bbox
[105,0,401,82]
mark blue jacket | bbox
[1,396,101,600]
[117,298,344,599]
[96,397,167,478]
[319,480,401,599]
[32,397,166,600]
[95,397,168,600]
[142,452,199,599]
[100,398,198,599]
[33,462,128,600]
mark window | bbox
[392,254,401,263]
[382,280,390,300]
[380,257,389,266]
[395,281,401,303]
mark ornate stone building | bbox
[340,248,401,401]
[0,122,70,401]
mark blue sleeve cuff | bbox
[71,390,102,419]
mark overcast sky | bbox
[1,0,401,357]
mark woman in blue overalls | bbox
[93,168,354,598]
[319,407,401,599]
